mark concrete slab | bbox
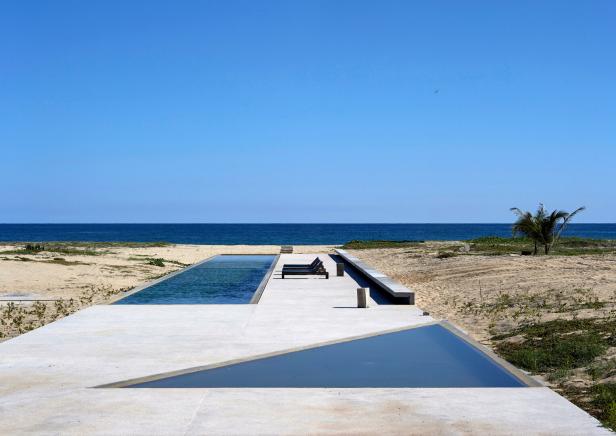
[0,253,610,434]
[1,388,607,435]
[187,388,607,435]
[260,253,422,311]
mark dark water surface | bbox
[114,255,275,304]
[1,223,615,244]
[128,324,526,388]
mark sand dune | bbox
[350,244,616,343]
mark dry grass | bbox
[0,285,132,340]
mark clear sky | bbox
[1,0,614,223]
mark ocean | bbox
[0,223,614,245]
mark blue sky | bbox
[1,0,614,223]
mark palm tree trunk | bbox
[545,243,550,255]
[533,241,538,255]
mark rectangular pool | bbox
[114,255,276,304]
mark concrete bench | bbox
[335,249,415,305]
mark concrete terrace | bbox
[0,254,610,434]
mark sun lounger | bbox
[282,257,320,269]
[282,259,329,279]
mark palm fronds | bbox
[510,204,585,254]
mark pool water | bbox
[126,324,527,388]
[114,255,275,304]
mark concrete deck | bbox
[0,254,610,434]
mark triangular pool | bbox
[122,324,528,388]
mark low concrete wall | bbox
[335,249,415,305]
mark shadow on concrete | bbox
[271,273,328,280]
[328,254,397,305]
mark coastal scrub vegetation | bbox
[343,237,616,256]
[147,258,165,267]
[128,256,189,267]
[57,241,171,248]
[0,241,170,254]
[591,384,616,430]
[454,285,616,431]
[0,285,131,340]
[493,317,616,430]
[467,236,616,256]
[341,240,423,249]
[450,283,616,431]
[494,318,614,372]
[436,251,457,259]
[0,243,101,256]
[0,242,178,263]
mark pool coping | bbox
[250,254,280,304]
[108,254,277,305]
[94,320,540,389]
[439,320,541,387]
[107,255,217,304]
[95,322,440,388]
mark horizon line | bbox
[0,222,613,225]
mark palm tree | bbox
[510,205,542,255]
[510,204,585,255]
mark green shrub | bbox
[25,243,45,252]
[467,236,532,244]
[147,258,165,267]
[341,240,423,249]
[501,334,605,372]
[467,235,616,256]
[495,319,613,373]
[591,384,616,431]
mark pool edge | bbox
[107,255,217,304]
[439,320,543,387]
[250,254,280,304]
[93,322,442,388]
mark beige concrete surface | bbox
[0,254,610,435]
